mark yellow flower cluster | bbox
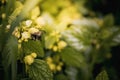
[52,40,67,52]
[50,31,61,42]
[45,31,67,52]
[24,52,37,65]
[46,57,64,72]
[12,20,42,43]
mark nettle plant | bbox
[0,0,120,80]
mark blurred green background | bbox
[0,0,120,80]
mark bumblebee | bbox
[31,31,42,40]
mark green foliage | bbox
[103,14,114,27]
[8,1,23,23]
[95,70,109,80]
[2,36,18,67]
[60,47,86,68]
[2,36,18,80]
[54,74,69,80]
[28,59,53,80]
[62,19,99,51]
[0,0,120,80]
[45,35,57,49]
[0,0,43,80]
[22,40,44,57]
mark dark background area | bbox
[86,0,120,25]
[86,0,120,80]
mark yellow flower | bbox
[22,26,28,31]
[46,56,64,72]
[18,39,22,43]
[25,20,32,27]
[31,52,37,58]
[2,13,6,19]
[21,31,31,40]
[50,31,59,36]
[59,62,64,66]
[28,27,39,34]
[53,46,58,52]
[12,27,20,38]
[49,63,56,71]
[24,55,34,65]
[46,57,53,64]
[56,65,62,71]
[18,44,21,49]
[34,25,42,29]
[6,25,11,29]
[15,32,20,38]
[48,44,53,49]
[35,17,45,26]
[58,40,67,50]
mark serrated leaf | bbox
[22,40,44,57]
[28,59,53,80]
[60,47,86,68]
[95,70,109,80]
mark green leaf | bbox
[95,70,109,80]
[2,36,18,80]
[0,27,4,51]
[22,40,44,57]
[54,74,69,80]
[2,36,18,67]
[65,67,78,80]
[103,14,114,27]
[60,47,86,68]
[45,35,57,49]
[112,34,120,45]
[5,0,16,18]
[8,1,23,23]
[28,59,53,80]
